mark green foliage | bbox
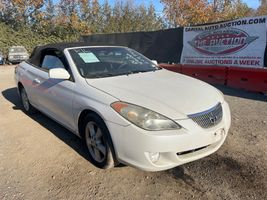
[0,22,78,55]
[0,0,164,54]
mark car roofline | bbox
[65,46,128,51]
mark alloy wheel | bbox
[21,88,30,111]
[85,121,107,163]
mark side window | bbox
[41,55,65,70]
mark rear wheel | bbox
[83,113,118,169]
[20,87,36,114]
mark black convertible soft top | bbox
[28,42,120,66]
[33,42,95,52]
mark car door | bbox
[33,50,76,130]
[15,59,43,109]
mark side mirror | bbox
[151,60,158,65]
[49,68,70,80]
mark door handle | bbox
[33,78,41,84]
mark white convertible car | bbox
[15,43,231,171]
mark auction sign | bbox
[181,16,267,68]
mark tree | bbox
[79,0,91,21]
[261,0,267,6]
[136,4,164,31]
[56,0,91,38]
[89,0,101,33]
[103,0,163,33]
[35,0,56,34]
[161,0,251,27]
[0,0,45,27]
[257,0,267,16]
[100,0,112,33]
[160,0,213,26]
[46,0,55,21]
[211,0,251,21]
[0,0,165,46]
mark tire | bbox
[20,87,36,114]
[82,113,118,169]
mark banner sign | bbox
[181,16,267,68]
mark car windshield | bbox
[9,47,27,53]
[68,47,161,78]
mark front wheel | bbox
[83,113,118,169]
[20,87,36,114]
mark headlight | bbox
[111,102,181,131]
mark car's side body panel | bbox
[71,79,131,131]
[35,73,76,130]
[16,60,131,134]
[16,62,76,130]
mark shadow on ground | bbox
[214,84,267,102]
[2,87,92,164]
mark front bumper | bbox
[106,101,231,171]
[9,59,26,63]
[8,57,28,63]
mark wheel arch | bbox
[18,82,23,91]
[17,82,24,96]
[78,109,99,138]
[78,109,110,139]
[78,109,119,165]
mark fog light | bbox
[149,152,160,163]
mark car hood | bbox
[86,69,224,120]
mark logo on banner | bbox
[188,28,258,55]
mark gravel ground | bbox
[0,65,266,200]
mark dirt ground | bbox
[0,65,266,200]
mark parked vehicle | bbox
[8,46,29,64]
[0,51,4,65]
[14,43,231,171]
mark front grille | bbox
[188,103,223,129]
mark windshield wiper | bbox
[86,73,113,78]
[126,69,158,75]
[86,69,159,78]
[87,72,129,78]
